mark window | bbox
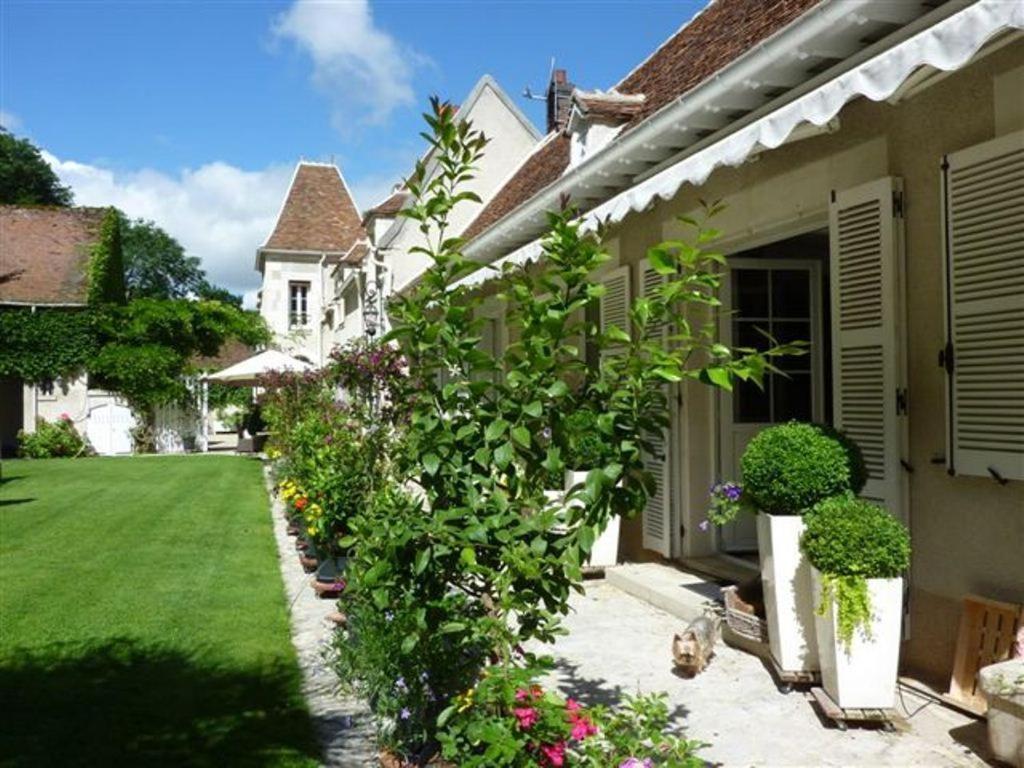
[289,282,310,328]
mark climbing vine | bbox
[0,307,99,383]
[87,207,126,306]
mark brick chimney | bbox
[546,68,574,133]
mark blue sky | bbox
[1,0,702,299]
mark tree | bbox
[120,215,243,306]
[87,208,127,305]
[121,215,204,300]
[0,128,74,206]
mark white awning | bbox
[455,0,1023,290]
[206,349,314,385]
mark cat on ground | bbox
[672,614,721,676]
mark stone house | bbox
[451,0,1023,687]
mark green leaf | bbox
[484,418,508,442]
[401,633,419,654]
[414,548,430,575]
[546,381,569,398]
[701,366,733,391]
[511,425,531,448]
[423,453,441,475]
[647,247,677,275]
[494,441,514,468]
[523,400,543,418]
[460,546,477,566]
[579,524,596,554]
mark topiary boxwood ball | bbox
[801,496,911,579]
[740,421,856,515]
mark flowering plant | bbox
[437,661,703,767]
[705,481,747,526]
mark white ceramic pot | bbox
[979,659,1024,768]
[565,470,620,568]
[812,567,903,709]
[757,512,819,673]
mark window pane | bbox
[773,373,812,422]
[733,269,769,318]
[735,320,771,352]
[773,320,812,372]
[734,376,771,423]
[772,269,810,318]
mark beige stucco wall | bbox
[605,42,1024,683]
[387,81,540,291]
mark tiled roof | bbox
[461,135,570,241]
[262,162,366,253]
[463,0,821,244]
[615,0,821,131]
[0,206,106,305]
[363,189,408,222]
[573,90,647,122]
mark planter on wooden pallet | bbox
[757,512,818,674]
[812,567,902,710]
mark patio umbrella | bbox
[205,349,314,387]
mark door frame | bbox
[715,255,827,555]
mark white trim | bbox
[455,0,1021,288]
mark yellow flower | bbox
[456,687,475,712]
[307,525,317,536]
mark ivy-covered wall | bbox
[0,306,98,383]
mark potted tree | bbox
[736,422,866,675]
[801,497,910,709]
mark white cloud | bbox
[0,110,23,132]
[42,151,294,302]
[272,0,421,128]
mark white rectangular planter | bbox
[565,470,620,568]
[757,513,819,673]
[812,567,903,710]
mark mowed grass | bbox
[0,455,318,768]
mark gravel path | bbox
[540,580,992,768]
[265,468,377,767]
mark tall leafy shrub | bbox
[87,208,126,306]
[335,99,796,761]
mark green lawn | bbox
[0,455,318,768]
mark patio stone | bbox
[265,467,376,766]
[538,580,992,767]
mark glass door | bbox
[718,258,824,554]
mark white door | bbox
[719,258,825,552]
[87,401,135,455]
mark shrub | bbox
[560,409,608,471]
[17,415,90,458]
[801,496,911,647]
[740,422,857,515]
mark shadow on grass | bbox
[0,638,320,768]
[0,498,34,507]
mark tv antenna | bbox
[523,57,556,101]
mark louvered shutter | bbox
[943,130,1024,481]
[638,259,672,557]
[829,177,909,519]
[599,266,630,358]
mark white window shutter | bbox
[599,266,630,358]
[638,259,672,558]
[829,177,909,519]
[943,130,1024,481]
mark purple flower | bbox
[385,611,394,622]
[618,759,654,768]
[699,519,710,532]
[399,707,411,720]
[723,482,742,501]
[394,676,407,692]
[419,671,429,682]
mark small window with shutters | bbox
[942,130,1024,482]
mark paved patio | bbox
[539,580,993,767]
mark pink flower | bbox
[538,741,566,767]
[513,706,538,730]
[60,413,71,422]
[565,698,580,713]
[569,714,597,740]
